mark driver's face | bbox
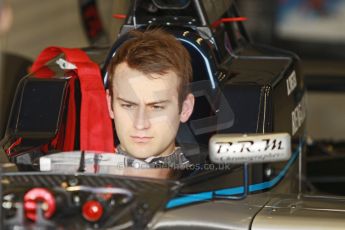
[107,62,194,159]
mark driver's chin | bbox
[126,145,158,159]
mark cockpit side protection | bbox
[29,47,115,152]
[166,139,304,209]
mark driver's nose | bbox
[133,107,150,130]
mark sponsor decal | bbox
[209,133,291,164]
[286,71,297,96]
[291,95,306,135]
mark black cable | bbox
[77,151,85,173]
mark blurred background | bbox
[0,0,344,142]
[238,0,345,143]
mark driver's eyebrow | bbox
[146,100,170,106]
[117,97,169,106]
[116,97,138,105]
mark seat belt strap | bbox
[31,47,115,152]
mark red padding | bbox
[211,17,248,28]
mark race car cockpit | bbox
[2,27,220,164]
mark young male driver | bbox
[106,29,195,168]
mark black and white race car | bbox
[1,0,344,229]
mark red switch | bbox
[82,200,104,222]
[24,188,56,221]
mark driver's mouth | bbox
[130,136,153,143]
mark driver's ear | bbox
[106,89,115,119]
[180,93,195,123]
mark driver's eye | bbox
[151,105,164,111]
[121,103,136,109]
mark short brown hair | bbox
[107,28,192,106]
